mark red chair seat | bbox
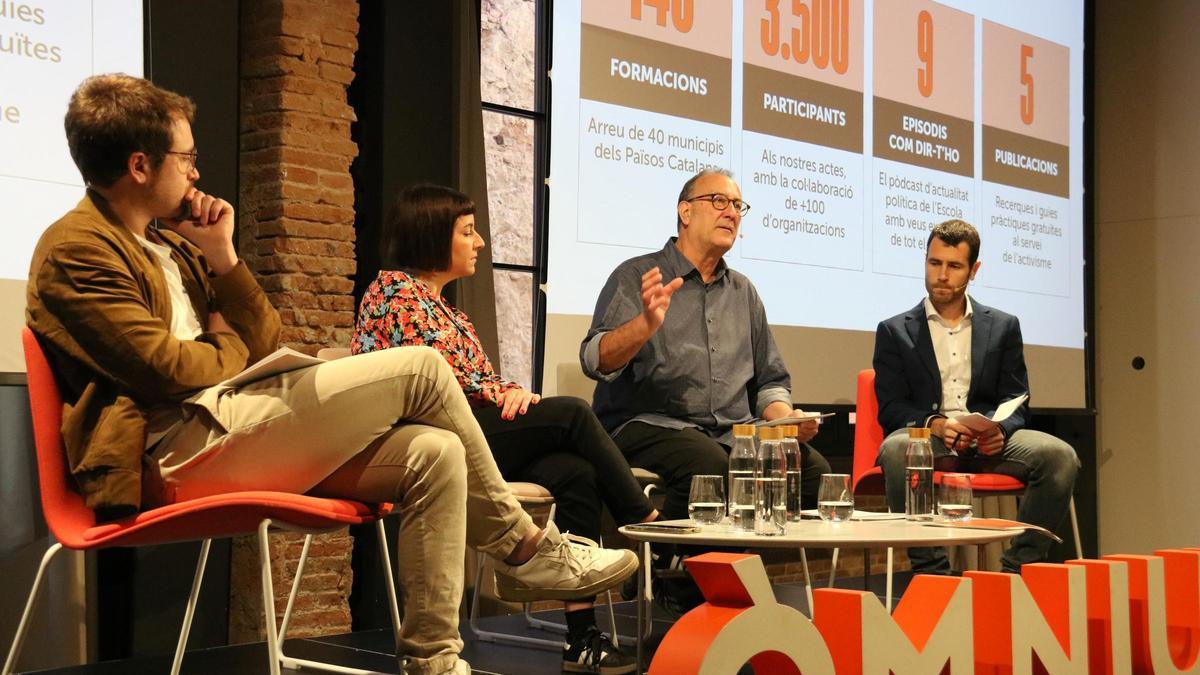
[935,471,1025,492]
[79,493,391,546]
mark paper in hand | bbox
[952,394,1028,432]
[756,412,835,427]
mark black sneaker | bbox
[562,626,636,674]
[651,574,705,621]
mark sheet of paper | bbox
[953,394,1028,432]
[756,412,835,427]
[219,347,324,388]
[923,517,1062,543]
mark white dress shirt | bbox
[924,295,973,418]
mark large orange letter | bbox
[649,553,835,675]
[1064,559,1133,675]
[814,575,974,674]
[966,565,1088,675]
[1105,551,1200,674]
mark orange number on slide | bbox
[916,10,936,97]
[763,0,849,74]
[789,0,809,62]
[831,0,850,74]
[631,0,694,32]
[1019,44,1035,124]
[672,0,694,32]
[762,0,782,56]
[916,10,934,97]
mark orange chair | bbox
[4,328,401,675]
[852,369,887,497]
[852,368,1083,559]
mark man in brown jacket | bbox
[25,74,636,675]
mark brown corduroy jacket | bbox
[25,190,280,513]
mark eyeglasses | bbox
[164,150,198,173]
[685,193,750,216]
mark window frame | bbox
[481,0,552,392]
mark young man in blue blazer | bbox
[873,219,1079,574]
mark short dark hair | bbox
[380,184,476,272]
[64,74,196,188]
[676,168,734,230]
[927,219,981,265]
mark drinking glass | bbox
[688,475,726,525]
[817,473,853,522]
[938,473,973,521]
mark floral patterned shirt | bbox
[351,269,519,407]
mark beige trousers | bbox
[152,346,533,675]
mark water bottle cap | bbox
[758,427,783,441]
[732,424,756,437]
[908,427,931,440]
[780,424,799,436]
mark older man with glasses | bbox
[580,168,831,615]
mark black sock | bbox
[565,607,597,642]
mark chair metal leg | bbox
[862,548,871,595]
[1069,497,1083,559]
[262,522,397,675]
[170,539,212,675]
[885,547,894,613]
[643,538,652,638]
[3,542,62,675]
[800,548,814,616]
[375,519,403,652]
[278,533,313,643]
[258,520,284,675]
[604,588,620,648]
[636,550,646,672]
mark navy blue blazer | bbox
[872,298,1030,438]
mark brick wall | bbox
[229,0,361,643]
[239,0,359,353]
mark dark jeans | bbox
[878,427,1079,572]
[612,422,832,521]
[475,396,656,542]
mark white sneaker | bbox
[493,522,638,602]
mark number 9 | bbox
[916,10,933,97]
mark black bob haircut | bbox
[380,183,476,272]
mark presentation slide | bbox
[0,0,143,373]
[544,0,1086,407]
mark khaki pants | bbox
[152,346,533,675]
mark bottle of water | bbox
[905,426,935,520]
[754,426,787,535]
[780,425,803,522]
[728,424,757,531]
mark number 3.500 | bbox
[760,0,850,74]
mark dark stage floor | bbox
[23,572,915,674]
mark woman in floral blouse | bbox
[353,184,656,674]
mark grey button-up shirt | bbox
[580,238,792,445]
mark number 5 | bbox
[1019,44,1034,124]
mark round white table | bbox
[619,516,1021,670]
